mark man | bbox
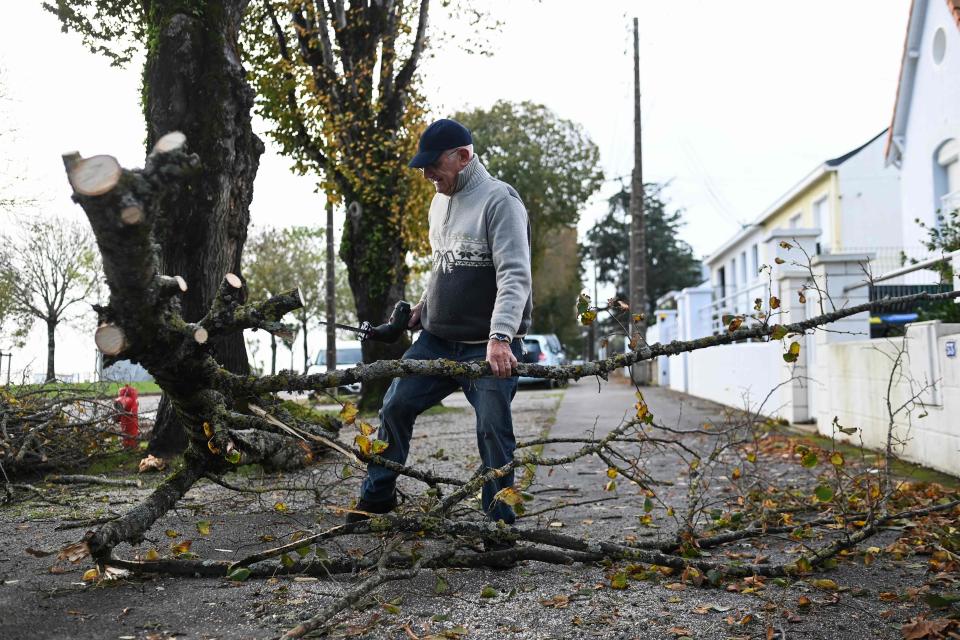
[348,118,533,537]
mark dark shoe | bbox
[345,494,397,524]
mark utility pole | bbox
[628,16,649,384]
[325,199,337,374]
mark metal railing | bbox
[942,190,960,213]
[844,249,960,292]
[703,279,771,334]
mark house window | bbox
[717,266,726,300]
[813,195,832,253]
[789,212,802,228]
[730,257,738,291]
[933,27,946,65]
[936,139,959,214]
[739,250,747,285]
[751,244,759,276]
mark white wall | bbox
[899,0,960,250]
[837,133,904,252]
[816,322,960,476]
[704,226,766,319]
[679,341,791,416]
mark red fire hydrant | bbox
[114,385,140,449]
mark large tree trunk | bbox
[146,0,265,457]
[341,200,410,411]
[45,319,57,382]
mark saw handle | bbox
[363,300,412,343]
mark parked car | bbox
[518,333,568,388]
[307,340,365,394]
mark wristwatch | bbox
[490,332,511,343]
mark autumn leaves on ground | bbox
[4,381,960,639]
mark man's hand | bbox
[487,339,517,379]
[408,302,423,330]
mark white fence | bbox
[650,233,960,475]
[815,323,960,476]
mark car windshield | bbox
[314,348,364,366]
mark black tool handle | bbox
[364,300,412,343]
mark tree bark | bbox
[301,314,309,373]
[325,201,336,373]
[341,200,410,411]
[270,333,277,375]
[146,0,265,455]
[45,319,57,382]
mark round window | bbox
[933,27,946,65]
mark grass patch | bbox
[280,400,339,425]
[422,403,467,416]
[5,380,162,398]
[783,427,960,489]
[85,445,154,475]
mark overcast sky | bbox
[0,0,911,377]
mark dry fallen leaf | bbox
[138,454,166,473]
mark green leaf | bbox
[770,324,788,341]
[924,592,960,609]
[801,451,818,468]
[783,341,801,363]
[225,450,241,464]
[610,571,629,590]
[196,520,211,536]
[814,484,834,502]
[480,585,497,598]
[643,497,653,513]
[435,576,450,595]
[280,553,294,568]
[576,292,591,315]
[295,545,312,558]
[226,567,250,582]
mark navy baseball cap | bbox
[408,118,473,168]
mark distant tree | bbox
[454,101,603,344]
[0,69,36,216]
[244,226,354,373]
[0,217,100,381]
[243,0,439,409]
[584,184,703,317]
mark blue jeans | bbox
[360,330,522,524]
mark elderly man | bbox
[347,118,532,536]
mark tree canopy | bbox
[584,184,703,316]
[243,225,354,372]
[455,101,603,347]
[455,100,604,259]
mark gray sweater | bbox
[419,155,533,342]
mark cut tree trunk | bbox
[144,0,265,455]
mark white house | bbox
[701,129,903,335]
[886,0,960,249]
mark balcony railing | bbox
[942,190,960,213]
[703,279,771,334]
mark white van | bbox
[307,340,364,394]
